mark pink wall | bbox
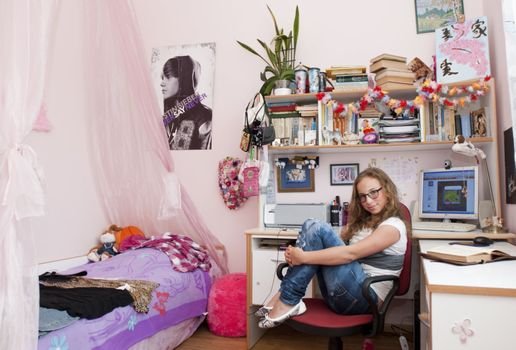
[31,0,516,273]
[483,0,516,230]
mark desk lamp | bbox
[452,135,507,233]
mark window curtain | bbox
[0,0,58,348]
[82,0,229,275]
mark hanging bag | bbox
[244,93,276,148]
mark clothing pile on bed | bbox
[39,271,159,336]
[38,233,212,340]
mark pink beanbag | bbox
[207,273,246,337]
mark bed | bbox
[37,247,212,350]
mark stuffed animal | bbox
[87,232,119,262]
[107,224,145,249]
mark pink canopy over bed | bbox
[0,0,229,348]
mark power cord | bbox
[247,229,290,316]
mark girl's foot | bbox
[258,300,306,329]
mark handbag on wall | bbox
[243,93,276,149]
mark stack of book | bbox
[325,66,368,90]
[422,103,490,142]
[379,109,421,143]
[369,54,415,90]
[268,102,319,146]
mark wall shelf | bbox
[265,86,418,104]
[268,137,494,154]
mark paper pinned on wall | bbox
[435,16,491,84]
[377,156,420,200]
[264,161,276,204]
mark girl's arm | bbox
[285,224,401,266]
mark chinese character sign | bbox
[436,16,490,84]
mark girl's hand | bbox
[284,245,304,266]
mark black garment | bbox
[40,285,133,319]
[168,103,212,150]
[165,102,212,150]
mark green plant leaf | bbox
[236,40,273,67]
[293,6,299,57]
[257,39,280,73]
[261,76,279,96]
[267,5,281,36]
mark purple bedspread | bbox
[38,248,211,350]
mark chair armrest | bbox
[276,262,289,281]
[361,274,400,337]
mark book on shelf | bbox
[422,244,516,265]
[374,68,415,81]
[269,104,297,113]
[326,66,367,78]
[370,53,407,64]
[376,82,414,91]
[370,59,408,73]
[376,76,415,86]
[332,81,369,90]
[459,113,472,138]
[334,74,368,83]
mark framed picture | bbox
[330,163,359,186]
[414,0,464,34]
[276,163,315,193]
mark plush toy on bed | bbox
[87,231,119,262]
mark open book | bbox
[421,244,516,265]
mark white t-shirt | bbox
[349,217,407,301]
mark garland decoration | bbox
[316,76,491,118]
[275,156,319,169]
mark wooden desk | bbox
[413,230,515,240]
[419,240,516,350]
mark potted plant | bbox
[237,5,300,96]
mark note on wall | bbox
[373,156,420,201]
[435,16,490,84]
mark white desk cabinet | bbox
[245,228,314,349]
[419,240,516,350]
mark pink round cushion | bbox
[207,272,246,337]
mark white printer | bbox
[263,203,329,228]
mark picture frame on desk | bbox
[330,163,359,186]
[414,0,464,34]
[277,163,315,192]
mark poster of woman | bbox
[151,43,216,150]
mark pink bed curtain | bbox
[82,0,228,275]
[0,0,58,348]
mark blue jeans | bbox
[279,219,377,315]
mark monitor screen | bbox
[419,166,479,220]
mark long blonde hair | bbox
[342,167,402,241]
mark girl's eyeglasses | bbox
[358,187,383,203]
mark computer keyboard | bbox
[412,221,478,232]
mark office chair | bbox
[276,203,412,350]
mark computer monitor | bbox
[419,166,479,221]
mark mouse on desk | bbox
[449,236,494,247]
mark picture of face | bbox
[160,74,179,99]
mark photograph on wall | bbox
[276,163,315,193]
[435,16,491,84]
[151,43,216,150]
[330,163,359,186]
[414,0,464,34]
